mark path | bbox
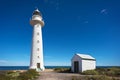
[37,69,81,80]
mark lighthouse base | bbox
[29,66,45,71]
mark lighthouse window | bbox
[37,32,39,35]
[37,40,39,43]
[37,48,39,51]
[38,56,39,58]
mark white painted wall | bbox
[30,24,44,71]
[82,60,96,72]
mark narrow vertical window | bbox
[37,32,39,35]
[37,48,39,51]
[37,40,39,43]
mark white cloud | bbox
[0,60,8,63]
[45,62,70,66]
[100,9,108,14]
[0,60,29,66]
[44,56,52,58]
[84,21,89,24]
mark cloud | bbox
[84,21,89,24]
[44,56,52,58]
[45,62,70,66]
[0,60,8,63]
[0,60,29,66]
[100,9,108,14]
[44,0,60,10]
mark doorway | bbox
[74,61,79,73]
[37,63,40,68]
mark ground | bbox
[37,69,80,80]
[37,69,120,80]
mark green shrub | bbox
[107,68,120,76]
[6,71,20,77]
[71,75,114,80]
[0,69,39,80]
[96,67,120,76]
[82,70,99,75]
[0,74,10,80]
[27,69,39,76]
[0,71,20,80]
[96,68,107,75]
[17,69,39,80]
[17,72,32,80]
[86,75,112,80]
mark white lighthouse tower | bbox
[29,9,45,71]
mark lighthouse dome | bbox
[33,9,42,16]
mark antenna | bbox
[35,6,38,10]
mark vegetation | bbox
[0,69,39,80]
[1,67,119,80]
[54,68,71,73]
[71,75,114,80]
[53,67,120,80]
[96,67,120,76]
[78,67,120,80]
[82,67,120,76]
[17,69,39,80]
[82,70,99,75]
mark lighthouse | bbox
[29,9,45,71]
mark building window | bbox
[37,32,39,35]
[38,56,39,58]
[37,48,39,51]
[37,40,39,43]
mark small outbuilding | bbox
[71,53,96,73]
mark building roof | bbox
[76,53,96,60]
[33,8,42,16]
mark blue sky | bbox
[0,0,120,66]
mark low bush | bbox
[71,75,115,80]
[80,68,120,80]
[96,68,107,75]
[27,69,39,77]
[17,69,39,80]
[6,71,20,77]
[82,70,99,75]
[87,75,112,80]
[96,67,120,76]
[0,74,10,80]
[0,69,39,80]
[106,68,120,76]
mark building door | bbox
[37,63,40,68]
[74,61,79,73]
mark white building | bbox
[71,54,96,73]
[29,9,45,71]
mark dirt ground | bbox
[36,69,82,80]
[36,69,120,80]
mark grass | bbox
[82,70,99,75]
[96,67,120,76]
[82,67,120,76]
[54,67,120,80]
[0,69,39,80]
[71,75,114,80]
[80,67,120,80]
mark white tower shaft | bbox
[29,9,45,71]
